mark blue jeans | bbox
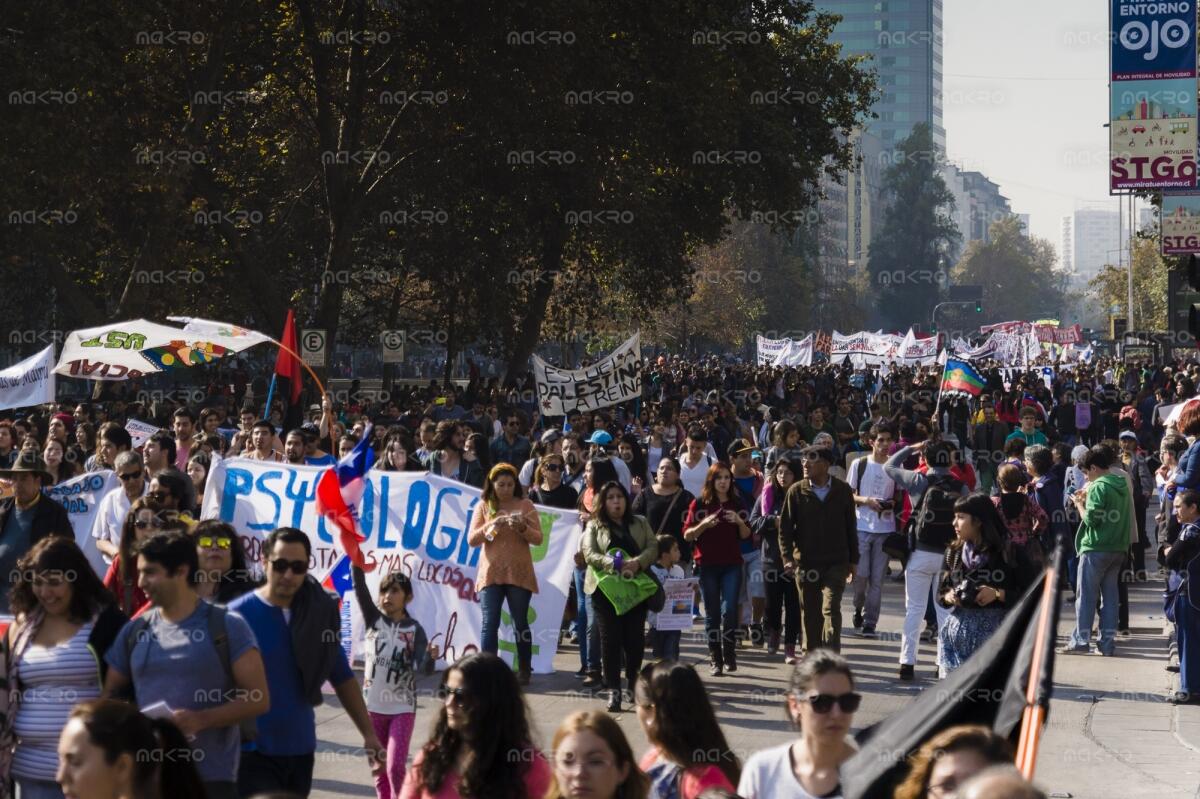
[16,779,63,799]
[573,566,590,669]
[479,584,534,669]
[652,629,681,661]
[1070,550,1124,654]
[1178,587,1200,695]
[698,563,742,648]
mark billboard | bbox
[1163,193,1200,254]
[1110,1,1198,191]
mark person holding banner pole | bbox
[468,463,543,685]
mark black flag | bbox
[843,544,1063,799]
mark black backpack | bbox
[911,475,964,551]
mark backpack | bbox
[911,475,964,551]
[124,603,256,741]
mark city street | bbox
[310,546,1199,799]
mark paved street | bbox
[309,529,1200,798]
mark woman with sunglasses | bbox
[0,537,127,799]
[400,652,551,799]
[191,520,258,605]
[529,453,578,510]
[737,650,860,799]
[634,662,739,798]
[101,498,184,616]
[467,464,543,685]
[545,710,650,799]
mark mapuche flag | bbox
[940,358,986,400]
[843,545,1063,798]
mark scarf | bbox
[962,540,988,571]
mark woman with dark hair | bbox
[0,422,17,469]
[738,650,859,798]
[632,457,695,575]
[57,699,206,799]
[992,463,1049,569]
[581,481,659,712]
[102,497,178,616]
[191,519,258,605]
[546,710,650,799]
[751,458,802,662]
[764,420,805,473]
[683,463,751,676]
[185,451,211,502]
[0,537,127,798]
[375,430,422,472]
[573,457,621,687]
[617,433,649,497]
[938,493,1030,675]
[41,437,76,486]
[528,452,577,510]
[464,432,493,477]
[634,662,739,797]
[894,724,1014,799]
[429,422,483,487]
[467,464,542,684]
[86,423,131,473]
[400,653,550,799]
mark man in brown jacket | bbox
[780,445,858,652]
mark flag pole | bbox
[1014,553,1060,778]
[263,374,278,421]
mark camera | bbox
[952,578,982,607]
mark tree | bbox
[1088,236,1169,331]
[867,124,960,328]
[949,216,1069,331]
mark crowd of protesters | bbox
[0,350,1192,798]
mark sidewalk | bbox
[309,561,1200,798]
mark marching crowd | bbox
[0,351,1193,799]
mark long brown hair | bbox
[893,724,1013,799]
[635,662,741,786]
[699,463,740,506]
[480,463,523,513]
[544,711,649,799]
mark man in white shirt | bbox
[848,423,897,638]
[679,425,714,498]
[93,451,147,563]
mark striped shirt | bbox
[12,622,100,780]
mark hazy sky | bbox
[942,0,1145,261]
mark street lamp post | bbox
[930,300,980,333]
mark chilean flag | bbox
[315,425,376,572]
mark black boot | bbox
[606,688,622,712]
[723,637,738,673]
[708,642,724,676]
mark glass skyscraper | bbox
[813,0,945,150]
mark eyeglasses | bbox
[147,491,167,502]
[118,470,143,482]
[437,685,467,705]
[543,463,563,472]
[800,692,862,714]
[134,518,164,530]
[270,558,309,575]
[198,536,232,550]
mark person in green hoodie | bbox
[1061,446,1131,657]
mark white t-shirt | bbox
[848,457,896,534]
[737,742,844,799]
[679,453,713,498]
[92,486,138,564]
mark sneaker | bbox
[568,631,579,644]
[784,646,798,665]
[767,631,781,656]
[1171,692,1200,705]
[920,627,934,643]
[853,609,864,630]
[606,689,622,712]
[899,664,915,681]
[574,667,588,679]
[1167,663,1181,673]
[582,671,602,688]
[861,624,876,638]
[1056,644,1090,655]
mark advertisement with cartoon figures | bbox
[1163,192,1200,254]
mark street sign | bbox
[300,328,327,367]
[381,330,406,364]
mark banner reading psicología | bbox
[201,458,581,674]
[531,333,641,415]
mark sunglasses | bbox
[147,491,167,502]
[198,536,232,550]
[438,685,468,704]
[543,463,563,472]
[270,558,309,575]
[134,518,164,530]
[801,692,862,714]
[118,470,143,482]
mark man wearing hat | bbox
[0,451,73,613]
[585,429,632,493]
[779,444,859,653]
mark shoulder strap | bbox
[123,610,156,669]
[206,603,234,686]
[656,490,683,535]
[853,456,868,492]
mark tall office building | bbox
[941,163,1013,263]
[814,0,945,150]
[1060,208,1128,285]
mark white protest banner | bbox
[897,329,940,365]
[756,335,790,366]
[125,419,160,449]
[830,331,875,364]
[771,335,814,367]
[0,346,56,411]
[201,458,581,674]
[45,470,120,578]
[531,333,641,415]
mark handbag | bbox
[1165,571,1184,624]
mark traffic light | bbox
[975,300,982,313]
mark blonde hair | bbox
[544,711,649,799]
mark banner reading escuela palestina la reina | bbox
[531,333,641,416]
[1162,192,1200,254]
[201,458,581,674]
[0,346,55,411]
[1110,0,1198,191]
[45,470,120,579]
